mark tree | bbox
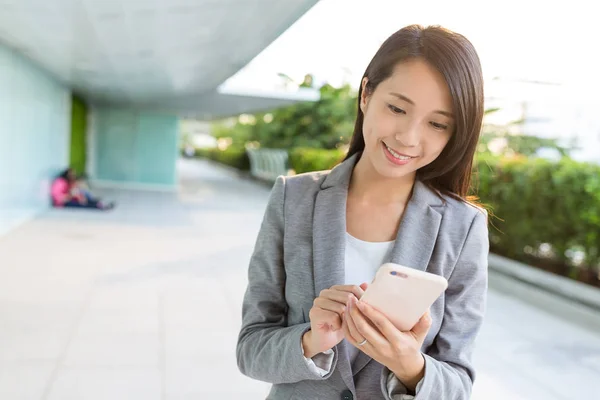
[212,78,358,150]
[479,108,574,158]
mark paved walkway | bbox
[0,158,598,399]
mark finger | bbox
[321,288,359,305]
[349,296,387,347]
[356,300,402,346]
[310,308,343,331]
[359,282,369,292]
[344,297,362,345]
[342,315,354,343]
[314,297,346,315]
[411,309,432,340]
[330,285,365,299]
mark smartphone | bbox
[359,263,448,331]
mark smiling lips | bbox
[382,141,417,165]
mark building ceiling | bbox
[0,0,319,114]
[136,86,321,119]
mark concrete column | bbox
[90,108,180,190]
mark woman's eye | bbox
[387,105,406,114]
[430,122,448,131]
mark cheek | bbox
[361,115,376,151]
[363,111,394,146]
[423,132,451,157]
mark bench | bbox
[246,148,289,182]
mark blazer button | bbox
[341,389,353,400]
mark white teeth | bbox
[385,143,412,160]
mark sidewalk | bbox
[0,158,598,399]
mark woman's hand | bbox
[302,284,365,358]
[342,293,432,392]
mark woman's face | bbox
[359,58,454,180]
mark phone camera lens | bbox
[390,271,397,276]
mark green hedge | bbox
[287,151,600,273]
[476,155,600,273]
[195,146,600,276]
[193,146,344,175]
[194,146,250,171]
[289,147,346,174]
[288,150,600,272]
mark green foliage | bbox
[287,147,600,274]
[475,154,600,271]
[289,148,347,174]
[195,142,600,277]
[479,132,573,158]
[480,108,574,158]
[201,77,600,279]
[214,97,574,161]
[195,146,250,171]
[211,83,357,150]
[212,121,254,145]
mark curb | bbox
[488,253,600,312]
[193,158,276,188]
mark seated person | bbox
[51,168,115,210]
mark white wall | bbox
[90,108,179,190]
[0,44,71,235]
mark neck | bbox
[349,154,416,205]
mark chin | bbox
[371,154,418,180]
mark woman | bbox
[237,25,488,400]
[51,168,114,210]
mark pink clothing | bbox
[50,178,70,206]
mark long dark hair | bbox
[345,25,484,201]
[58,168,75,182]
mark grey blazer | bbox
[236,154,489,400]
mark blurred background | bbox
[0,0,599,399]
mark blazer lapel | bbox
[312,185,347,296]
[312,155,358,393]
[352,180,444,377]
[388,180,444,271]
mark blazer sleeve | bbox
[381,210,490,400]
[236,176,337,384]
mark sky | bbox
[225,0,599,94]
[222,0,600,161]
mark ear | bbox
[360,77,371,113]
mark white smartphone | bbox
[359,263,448,331]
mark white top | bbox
[344,232,394,364]
[301,233,419,398]
[344,232,395,286]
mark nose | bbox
[394,121,420,147]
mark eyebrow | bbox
[389,92,454,118]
